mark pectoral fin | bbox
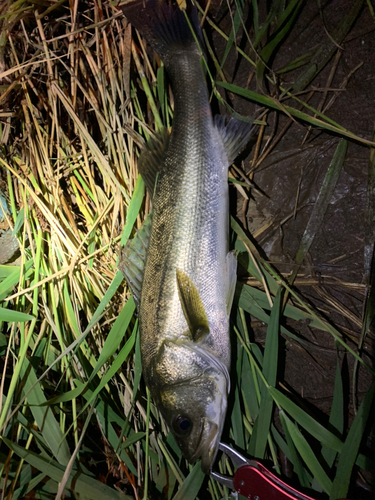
[176,269,209,342]
[215,115,255,165]
[138,129,169,198]
[119,212,153,308]
[225,250,237,315]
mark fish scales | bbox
[120,0,254,472]
[141,52,230,370]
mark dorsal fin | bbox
[138,129,169,198]
[214,115,255,165]
[119,212,153,308]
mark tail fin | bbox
[121,0,203,64]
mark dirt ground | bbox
[212,0,375,497]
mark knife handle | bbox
[233,463,349,500]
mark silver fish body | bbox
[120,0,253,472]
[141,51,231,375]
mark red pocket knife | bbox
[211,442,349,500]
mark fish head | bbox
[154,339,230,473]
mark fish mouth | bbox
[189,419,220,473]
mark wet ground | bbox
[212,0,375,496]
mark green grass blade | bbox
[236,284,307,343]
[220,0,245,69]
[0,307,34,322]
[281,412,332,495]
[0,259,33,300]
[292,0,365,92]
[232,217,278,295]
[238,284,328,331]
[250,287,281,458]
[269,387,375,471]
[77,381,125,427]
[158,437,184,485]
[330,381,375,500]
[12,207,24,234]
[20,358,71,466]
[253,0,283,48]
[276,51,314,74]
[241,350,260,422]
[132,325,142,402]
[12,472,46,500]
[62,280,81,337]
[55,402,96,499]
[80,325,137,416]
[84,390,138,477]
[231,370,246,450]
[263,262,374,374]
[321,345,344,468]
[217,82,374,147]
[256,0,303,85]
[118,431,146,450]
[172,461,205,500]
[278,414,311,488]
[270,387,342,450]
[120,174,146,245]
[293,139,348,270]
[41,384,86,406]
[251,0,259,39]
[2,438,132,500]
[88,296,136,383]
[0,265,21,278]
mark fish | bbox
[119,0,254,473]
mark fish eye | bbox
[172,415,192,436]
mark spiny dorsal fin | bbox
[214,115,255,165]
[176,269,209,342]
[138,129,169,199]
[119,212,153,308]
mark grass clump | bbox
[0,1,374,499]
